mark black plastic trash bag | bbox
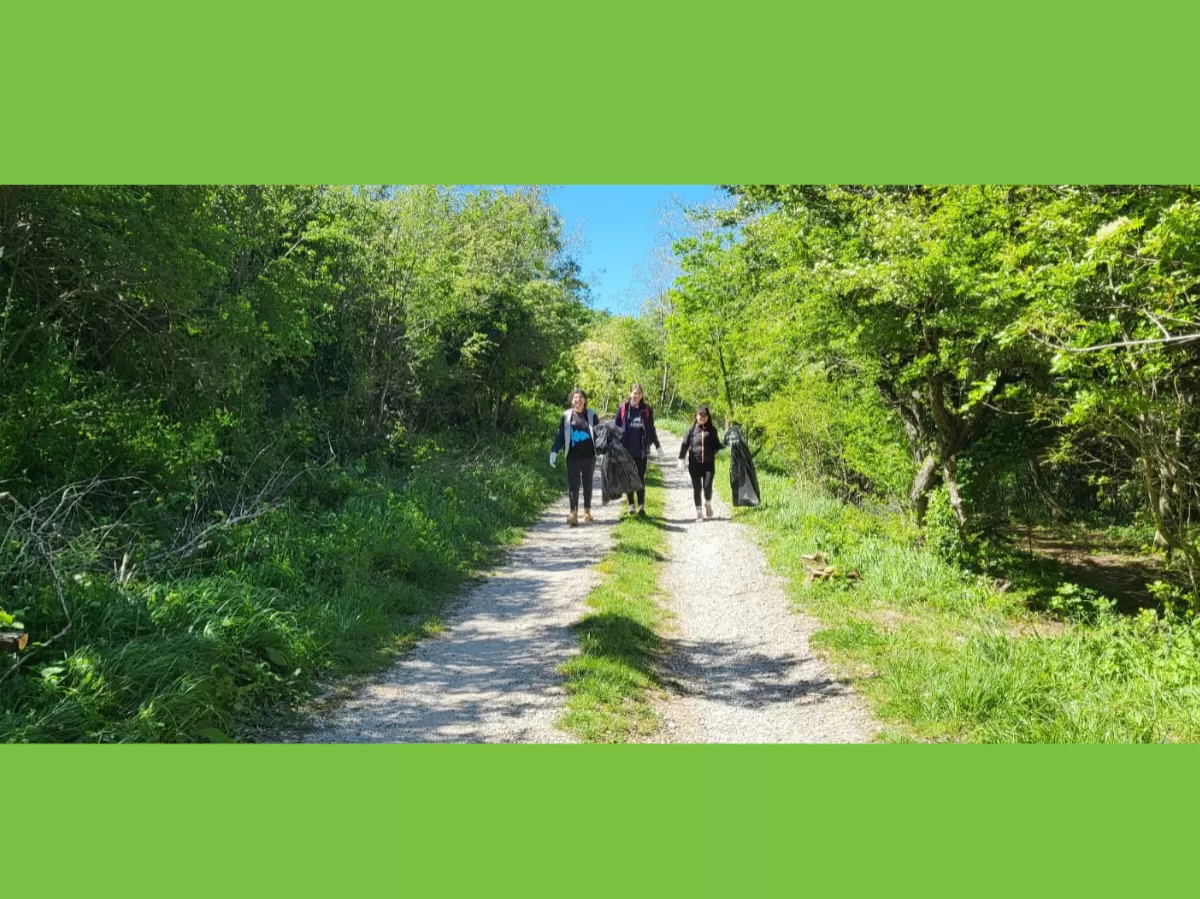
[592,420,617,454]
[724,424,761,507]
[593,423,644,504]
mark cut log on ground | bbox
[0,632,30,653]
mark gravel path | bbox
[298,430,875,744]
[651,431,877,743]
[302,467,616,743]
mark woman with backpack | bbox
[613,382,661,517]
[550,387,599,526]
[677,403,723,524]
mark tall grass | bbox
[0,431,560,743]
[718,462,1200,743]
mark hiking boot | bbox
[705,503,713,519]
[567,510,578,526]
[696,507,704,523]
[583,509,594,523]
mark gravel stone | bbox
[299,432,876,744]
[301,468,616,743]
[648,431,877,743]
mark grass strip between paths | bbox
[557,462,669,743]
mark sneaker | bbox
[567,511,578,526]
[627,505,636,516]
[637,506,646,517]
[583,509,594,523]
[696,508,704,523]
[705,503,713,519]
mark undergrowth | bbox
[718,462,1200,743]
[0,431,560,743]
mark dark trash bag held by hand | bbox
[594,422,644,503]
[724,424,761,507]
[592,420,616,454]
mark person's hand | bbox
[550,452,557,468]
[676,458,685,471]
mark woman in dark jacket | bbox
[550,387,599,526]
[677,403,723,523]
[613,382,661,516]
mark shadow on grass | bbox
[995,530,1177,615]
[571,611,663,672]
[616,544,668,563]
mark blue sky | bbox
[543,185,723,313]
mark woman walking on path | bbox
[550,388,599,526]
[613,382,661,517]
[678,404,724,524]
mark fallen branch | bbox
[150,455,335,564]
[0,489,76,687]
[800,552,862,584]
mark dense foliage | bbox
[0,185,589,741]
[597,185,1200,607]
[623,185,1200,742]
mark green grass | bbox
[557,464,670,742]
[0,430,562,743]
[655,414,694,441]
[716,460,1200,743]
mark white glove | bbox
[550,452,557,468]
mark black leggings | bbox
[566,455,595,512]
[688,461,714,507]
[627,457,648,507]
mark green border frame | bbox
[17,745,1193,894]
[7,4,1200,183]
[6,4,1200,890]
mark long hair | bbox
[627,383,648,415]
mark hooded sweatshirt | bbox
[679,421,722,467]
[614,400,661,460]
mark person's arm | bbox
[678,426,691,460]
[550,416,566,454]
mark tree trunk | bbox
[942,457,968,525]
[910,455,939,525]
[1027,459,1066,521]
[715,341,735,417]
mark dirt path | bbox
[301,468,616,743]
[650,432,877,743]
[299,433,875,744]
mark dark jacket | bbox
[614,400,661,460]
[551,407,598,458]
[679,422,723,466]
